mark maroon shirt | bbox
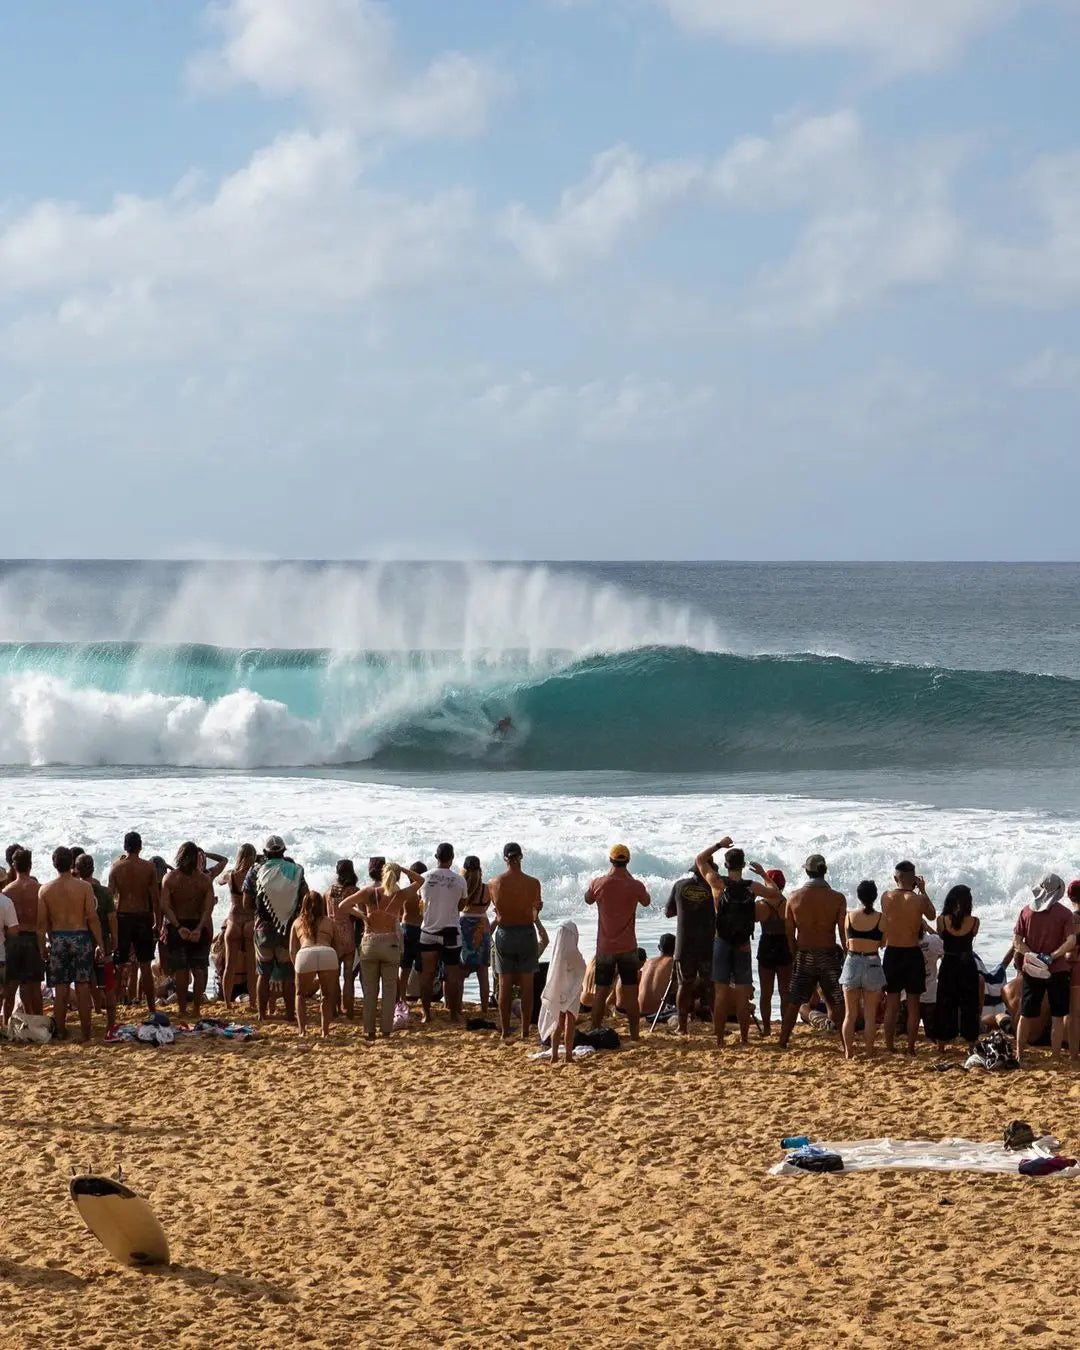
[1015,903,1074,974]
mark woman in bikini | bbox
[289,891,340,1038]
[357,863,424,1040]
[458,855,492,1013]
[326,859,360,1018]
[839,879,888,1059]
[756,868,791,1037]
[217,843,256,1008]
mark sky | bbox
[1,0,1079,560]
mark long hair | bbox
[175,841,199,874]
[234,842,256,874]
[296,890,326,943]
[380,862,402,897]
[336,859,359,888]
[942,885,973,929]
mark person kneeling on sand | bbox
[539,922,587,1064]
[289,892,340,1038]
[778,855,846,1050]
[41,846,104,1042]
[638,935,676,1019]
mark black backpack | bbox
[715,878,755,944]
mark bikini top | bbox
[847,913,884,943]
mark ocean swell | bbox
[0,642,1075,770]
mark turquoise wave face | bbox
[0,641,1076,770]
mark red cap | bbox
[1068,880,1080,903]
[766,868,786,891]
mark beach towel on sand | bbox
[538,922,586,1045]
[771,1137,1079,1178]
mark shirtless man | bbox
[488,843,543,1040]
[108,831,161,1013]
[75,853,119,1031]
[3,843,24,888]
[696,839,781,1047]
[2,848,45,1017]
[160,841,215,1019]
[777,855,846,1050]
[881,861,936,1054]
[638,934,676,1018]
[41,846,104,1041]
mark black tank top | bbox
[941,925,975,958]
[715,878,755,943]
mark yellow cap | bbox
[609,843,631,864]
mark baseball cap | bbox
[1068,880,1080,903]
[264,834,286,854]
[503,842,523,860]
[804,854,827,876]
[766,868,786,890]
[609,843,631,864]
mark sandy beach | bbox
[1,1005,1078,1350]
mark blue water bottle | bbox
[781,1135,809,1149]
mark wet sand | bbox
[1,1005,1078,1349]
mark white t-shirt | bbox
[420,867,468,934]
[920,931,944,1004]
[0,893,18,937]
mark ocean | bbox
[2,559,1078,970]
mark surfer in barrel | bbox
[493,716,513,738]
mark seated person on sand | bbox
[288,891,340,1039]
[977,947,1015,1030]
[638,935,676,1018]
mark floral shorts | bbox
[49,931,96,986]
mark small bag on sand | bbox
[6,1012,56,1043]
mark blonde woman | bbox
[288,891,340,1038]
[358,863,423,1040]
[217,843,257,1008]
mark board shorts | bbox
[882,946,926,996]
[840,951,885,993]
[400,923,423,973]
[677,952,712,984]
[164,924,211,974]
[493,923,539,977]
[712,936,753,987]
[788,947,843,1008]
[5,931,45,985]
[254,917,293,981]
[294,945,339,976]
[116,911,157,965]
[49,931,96,986]
[1021,969,1070,1018]
[594,950,640,988]
[420,926,461,966]
[757,933,792,968]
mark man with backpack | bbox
[695,839,782,1048]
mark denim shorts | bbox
[840,951,885,993]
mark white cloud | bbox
[975,152,1080,306]
[1012,348,1080,389]
[0,129,473,362]
[500,145,703,280]
[189,0,506,138]
[658,0,1019,71]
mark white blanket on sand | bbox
[771,1137,1079,1177]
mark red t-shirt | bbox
[587,868,650,955]
[1015,903,1074,974]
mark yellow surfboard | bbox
[70,1174,170,1267]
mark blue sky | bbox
[1,0,1079,559]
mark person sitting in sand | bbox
[459,855,492,1014]
[839,880,887,1059]
[108,831,161,1014]
[638,935,676,1019]
[1013,873,1075,1064]
[356,863,423,1040]
[218,843,257,1010]
[881,862,936,1055]
[665,863,715,1035]
[41,846,104,1042]
[2,848,45,1018]
[977,947,1014,1031]
[539,922,586,1064]
[75,853,119,1032]
[697,839,782,1049]
[289,891,340,1039]
[778,855,846,1050]
[160,841,215,1020]
[489,843,543,1042]
[325,859,361,1019]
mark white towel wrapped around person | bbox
[538,921,587,1045]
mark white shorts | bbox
[294,945,338,975]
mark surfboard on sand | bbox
[70,1174,170,1267]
